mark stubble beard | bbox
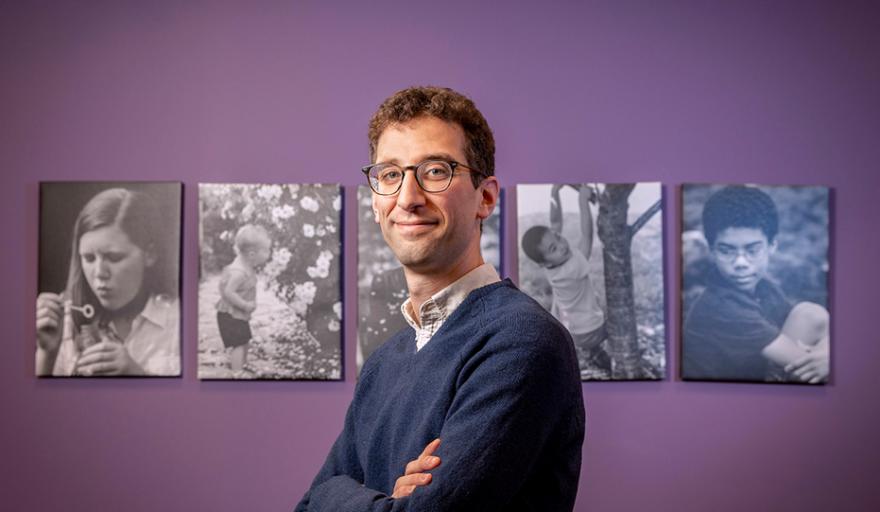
[385,230,443,271]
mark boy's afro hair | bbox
[522,225,551,264]
[701,186,779,246]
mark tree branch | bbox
[628,199,662,239]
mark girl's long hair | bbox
[65,188,175,328]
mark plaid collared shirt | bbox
[401,263,500,352]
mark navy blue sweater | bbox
[295,280,585,511]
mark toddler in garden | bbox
[521,184,610,375]
[216,224,272,377]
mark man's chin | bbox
[392,250,436,270]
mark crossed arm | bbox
[295,327,581,511]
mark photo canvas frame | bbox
[517,183,665,381]
[198,183,342,380]
[36,181,182,378]
[680,184,830,384]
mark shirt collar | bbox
[138,294,174,328]
[401,263,501,351]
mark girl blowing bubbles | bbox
[215,224,272,377]
[36,188,180,376]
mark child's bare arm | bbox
[550,185,563,234]
[221,271,255,312]
[782,302,829,348]
[761,302,829,383]
[577,186,595,259]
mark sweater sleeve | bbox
[294,395,367,512]
[297,309,584,512]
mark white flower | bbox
[327,319,340,332]
[333,302,342,319]
[294,281,317,305]
[333,195,341,211]
[306,250,334,278]
[257,185,283,200]
[241,203,255,221]
[274,247,292,265]
[271,205,296,225]
[300,196,320,212]
[290,298,307,316]
[316,225,326,237]
[303,224,315,238]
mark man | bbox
[295,86,585,511]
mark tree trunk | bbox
[596,184,645,379]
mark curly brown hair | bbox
[368,86,495,187]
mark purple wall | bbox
[3,1,879,510]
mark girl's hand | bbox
[36,292,64,353]
[75,341,144,376]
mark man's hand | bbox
[391,438,442,499]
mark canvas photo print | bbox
[681,184,830,384]
[517,183,665,381]
[356,185,502,374]
[198,183,342,380]
[36,182,182,377]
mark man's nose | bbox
[396,171,426,211]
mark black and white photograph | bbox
[517,183,665,381]
[36,182,182,377]
[356,185,502,374]
[681,184,830,384]
[198,183,342,380]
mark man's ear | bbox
[768,238,778,255]
[477,176,500,221]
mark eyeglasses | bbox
[362,159,485,196]
[713,243,768,262]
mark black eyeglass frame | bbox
[361,159,487,195]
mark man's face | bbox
[537,230,571,268]
[372,116,497,274]
[711,226,776,293]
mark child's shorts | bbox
[217,311,252,348]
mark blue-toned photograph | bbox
[517,183,665,381]
[681,184,831,384]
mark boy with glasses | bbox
[682,185,829,383]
